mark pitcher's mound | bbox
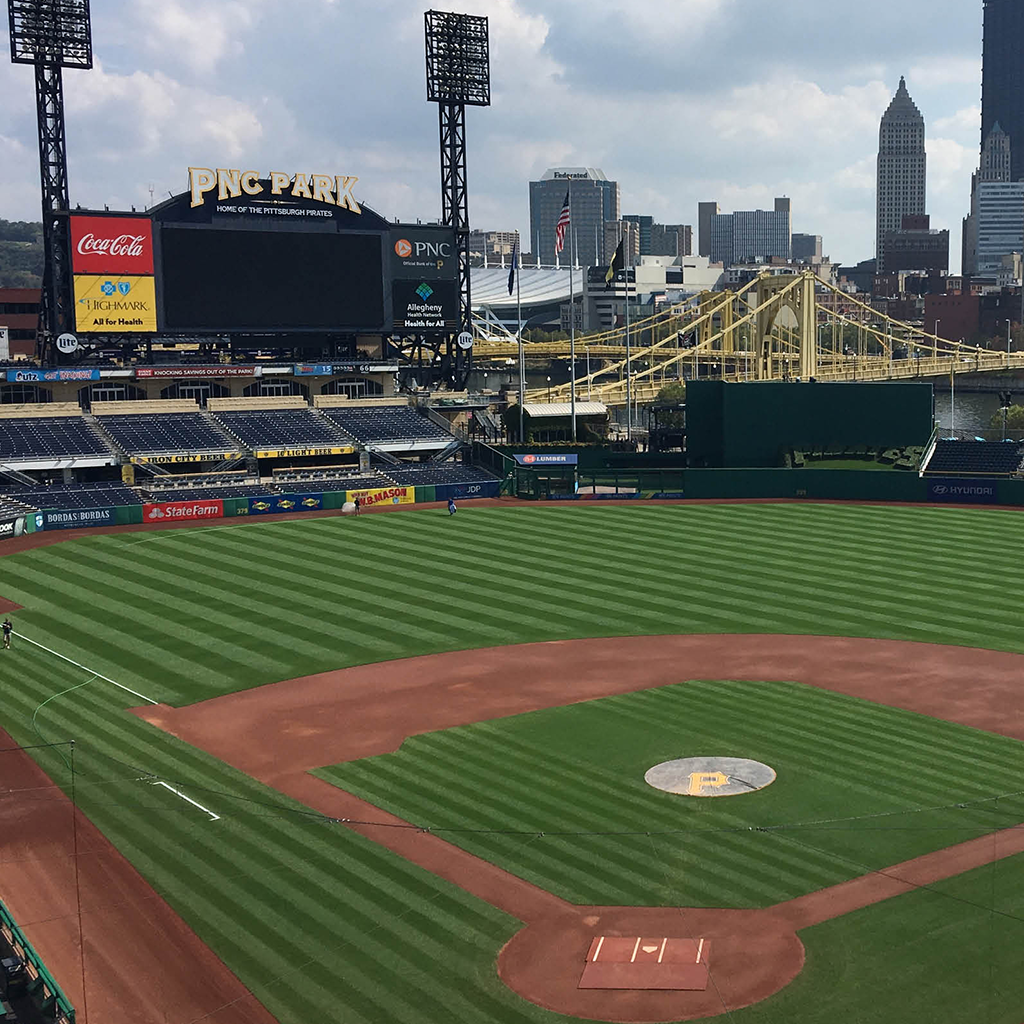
[645,757,776,797]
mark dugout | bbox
[685,381,935,468]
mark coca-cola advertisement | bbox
[70,215,154,274]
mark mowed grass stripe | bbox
[320,676,1024,907]
[5,505,1024,1023]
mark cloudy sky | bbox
[0,0,986,270]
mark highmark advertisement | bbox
[74,275,157,332]
[345,486,414,507]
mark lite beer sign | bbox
[188,167,361,212]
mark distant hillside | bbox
[0,219,44,288]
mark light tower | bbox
[424,9,489,385]
[8,0,93,359]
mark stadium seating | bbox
[142,484,280,503]
[0,496,33,518]
[324,406,452,445]
[7,483,141,510]
[313,475,393,492]
[214,410,350,450]
[384,463,499,486]
[99,414,237,456]
[0,418,114,461]
[923,440,1024,476]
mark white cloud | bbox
[0,0,993,273]
[136,0,260,74]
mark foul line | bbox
[17,633,159,706]
[148,780,220,822]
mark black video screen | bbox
[160,227,384,331]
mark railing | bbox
[0,897,75,1023]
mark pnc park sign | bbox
[188,167,362,212]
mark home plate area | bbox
[579,936,710,990]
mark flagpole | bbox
[625,235,632,442]
[516,232,524,444]
[569,184,577,441]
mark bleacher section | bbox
[10,483,140,511]
[0,417,114,463]
[923,440,1024,477]
[141,484,280,503]
[309,475,392,492]
[97,413,238,458]
[213,409,350,451]
[323,405,452,447]
[384,463,499,487]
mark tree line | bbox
[0,219,44,288]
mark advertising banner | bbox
[7,368,101,383]
[143,499,224,522]
[247,493,324,515]
[253,446,355,459]
[294,364,334,376]
[74,275,157,333]
[390,227,457,279]
[392,279,457,332]
[70,216,155,275]
[0,516,26,540]
[132,452,239,464]
[434,481,500,501]
[345,486,414,508]
[513,453,579,465]
[927,478,999,504]
[332,361,400,373]
[0,327,8,361]
[38,507,117,531]
[135,365,259,379]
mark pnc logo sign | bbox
[395,237,453,260]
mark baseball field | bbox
[1,501,1024,1024]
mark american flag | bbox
[554,191,570,255]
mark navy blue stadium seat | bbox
[324,406,452,444]
[0,417,114,461]
[384,463,498,486]
[214,410,350,449]
[99,414,236,456]
[924,440,1024,476]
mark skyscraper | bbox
[528,168,620,267]
[982,0,1024,182]
[876,77,927,271]
[705,198,792,267]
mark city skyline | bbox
[0,1,992,271]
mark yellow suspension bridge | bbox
[472,271,1024,407]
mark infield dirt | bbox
[133,634,1024,1022]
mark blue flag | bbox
[507,239,518,296]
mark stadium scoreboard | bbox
[67,168,459,339]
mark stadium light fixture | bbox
[8,0,93,68]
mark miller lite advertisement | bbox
[70,216,155,275]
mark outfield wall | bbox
[11,481,502,536]
[515,466,1024,507]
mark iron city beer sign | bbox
[188,167,362,212]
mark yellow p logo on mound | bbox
[687,771,730,796]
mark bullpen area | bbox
[1,503,1023,1024]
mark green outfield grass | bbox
[316,679,1024,907]
[0,503,1023,1024]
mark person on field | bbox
[2,618,12,650]
[447,497,457,516]
[354,495,361,516]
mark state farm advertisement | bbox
[70,216,155,275]
[143,500,224,523]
